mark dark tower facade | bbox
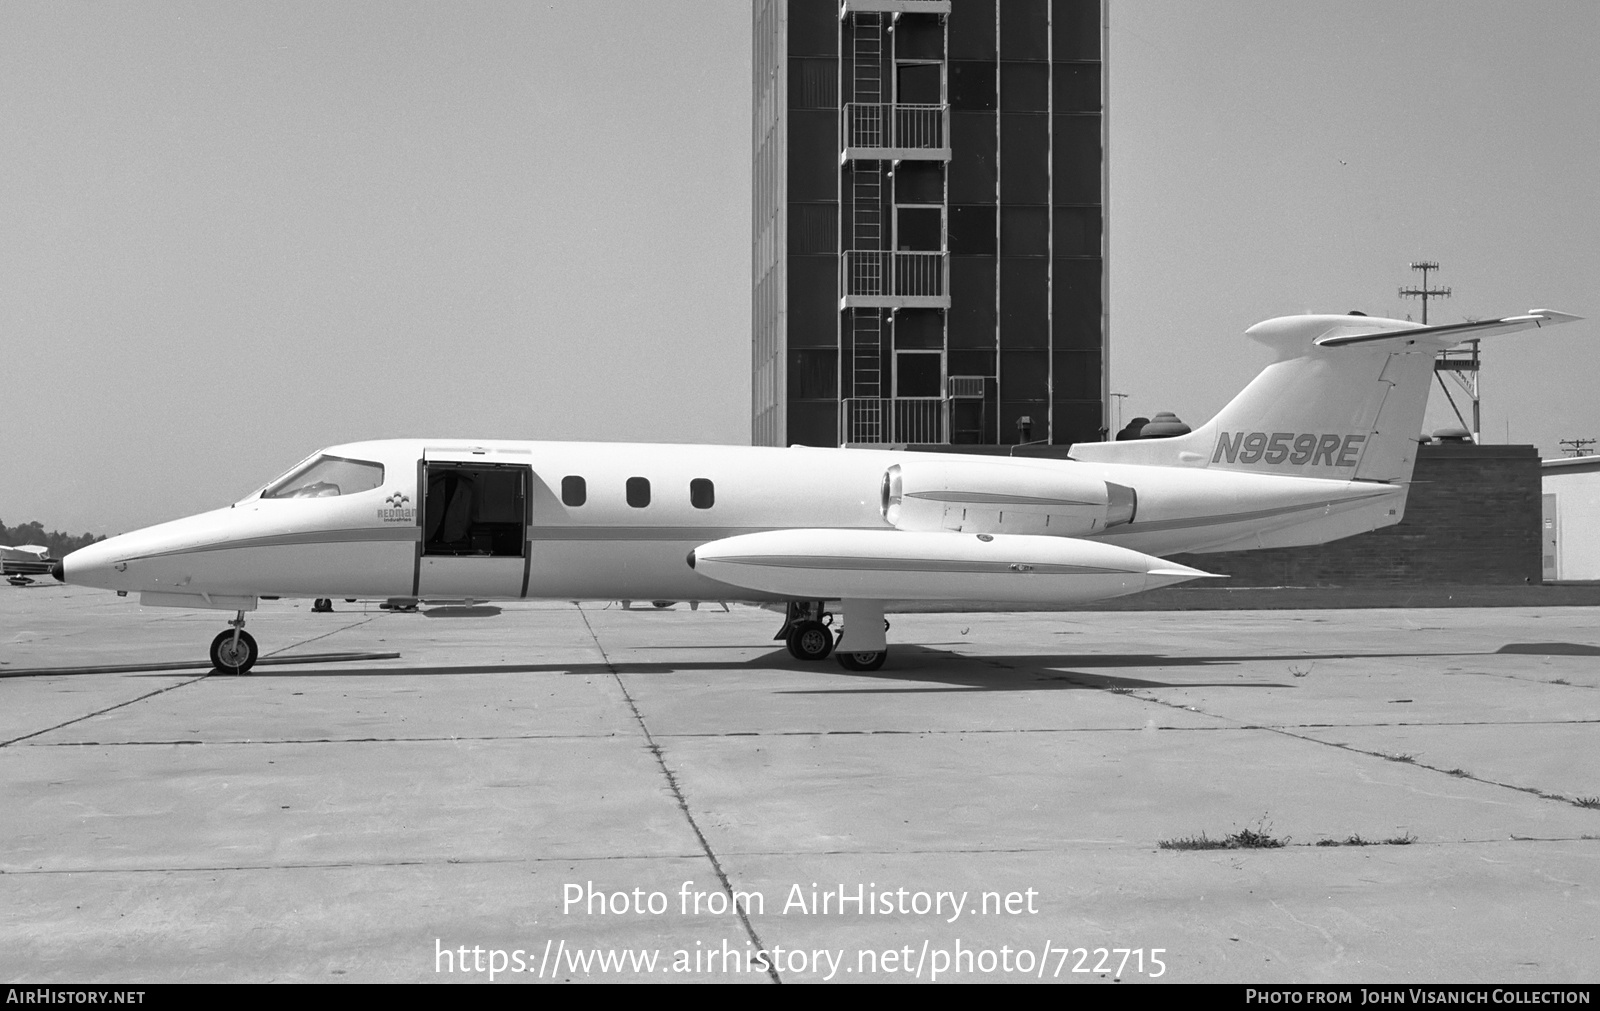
[753,0,1107,449]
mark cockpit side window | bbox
[261,455,385,499]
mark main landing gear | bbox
[209,611,258,675]
[776,600,834,661]
[835,649,887,672]
[788,620,834,661]
[776,600,890,670]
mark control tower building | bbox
[752,0,1108,449]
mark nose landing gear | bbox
[209,611,259,675]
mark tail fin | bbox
[1074,310,1581,482]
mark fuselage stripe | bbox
[1120,493,1394,534]
[120,526,422,562]
[711,555,1134,576]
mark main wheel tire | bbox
[836,649,887,672]
[786,620,834,661]
[209,629,259,675]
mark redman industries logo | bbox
[378,492,415,523]
[1213,432,1367,468]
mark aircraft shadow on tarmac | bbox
[778,645,1298,693]
[121,643,1492,692]
[1495,642,1600,656]
[34,641,1579,685]
[783,642,1599,691]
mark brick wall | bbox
[1168,444,1543,586]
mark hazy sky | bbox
[3,1,1595,535]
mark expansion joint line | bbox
[0,673,213,748]
[2,614,381,748]
[262,614,381,657]
[1085,677,1600,812]
[576,605,782,984]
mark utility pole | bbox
[1559,438,1595,458]
[1399,261,1450,324]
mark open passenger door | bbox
[414,448,532,600]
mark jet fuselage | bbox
[62,438,1400,607]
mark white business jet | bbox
[4,544,56,585]
[58,309,1579,674]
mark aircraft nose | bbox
[60,539,127,591]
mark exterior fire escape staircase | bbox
[847,11,886,442]
[839,5,952,445]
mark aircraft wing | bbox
[1313,309,1582,348]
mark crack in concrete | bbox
[0,851,707,876]
[1269,898,1349,968]
[29,715,1584,749]
[1250,732,1600,812]
[651,718,1600,736]
[10,834,1593,879]
[262,615,383,657]
[1443,669,1599,690]
[578,604,782,984]
[25,733,621,747]
[1067,679,1600,813]
[0,674,215,748]
[1,615,385,748]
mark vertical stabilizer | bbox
[1071,310,1580,484]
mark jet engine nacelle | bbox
[881,460,1136,537]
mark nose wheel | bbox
[209,612,259,674]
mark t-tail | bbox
[1073,309,1582,483]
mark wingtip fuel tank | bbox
[690,528,1217,605]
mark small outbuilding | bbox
[1542,456,1600,582]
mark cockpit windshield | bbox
[261,455,385,499]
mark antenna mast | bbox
[1399,260,1450,324]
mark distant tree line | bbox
[0,520,106,559]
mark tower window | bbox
[896,207,943,251]
[896,352,943,398]
[626,477,651,508]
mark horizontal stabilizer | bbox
[1313,309,1582,348]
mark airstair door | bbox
[416,449,531,600]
